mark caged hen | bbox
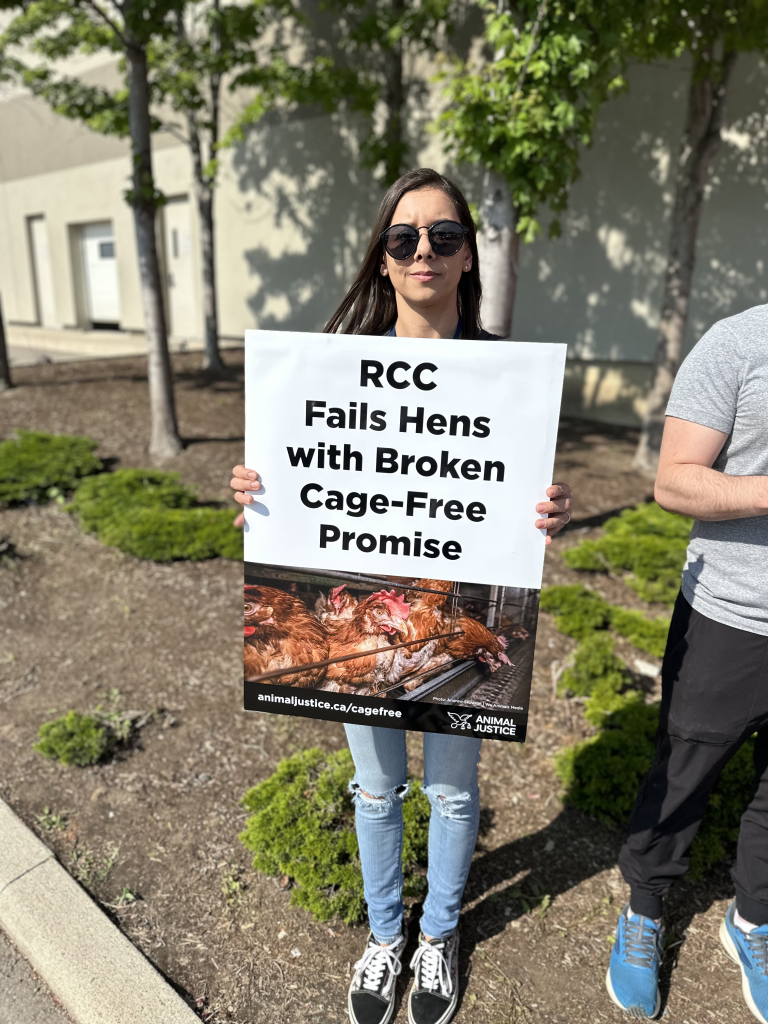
[324,589,410,694]
[315,583,358,625]
[244,585,329,688]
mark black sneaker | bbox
[348,926,408,1024]
[407,930,459,1024]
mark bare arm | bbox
[655,417,768,521]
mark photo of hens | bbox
[243,567,538,707]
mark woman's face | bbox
[381,188,472,314]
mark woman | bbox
[231,168,572,1024]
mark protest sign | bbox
[243,330,566,742]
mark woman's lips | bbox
[410,271,438,281]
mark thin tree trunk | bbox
[189,117,223,374]
[0,293,12,392]
[633,50,737,474]
[126,40,182,461]
[477,169,519,338]
[383,0,405,187]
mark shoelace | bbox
[353,941,403,993]
[745,932,768,975]
[410,940,451,997]
[623,917,660,969]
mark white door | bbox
[28,216,57,327]
[163,197,199,338]
[81,222,121,325]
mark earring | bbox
[381,267,388,276]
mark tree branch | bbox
[80,0,128,47]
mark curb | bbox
[0,799,199,1024]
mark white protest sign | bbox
[244,330,566,589]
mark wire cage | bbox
[244,563,538,710]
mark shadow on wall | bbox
[231,107,381,333]
[513,55,768,366]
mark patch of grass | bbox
[562,502,691,607]
[240,747,430,925]
[36,806,69,832]
[70,843,119,887]
[70,469,242,562]
[221,868,244,907]
[0,430,103,504]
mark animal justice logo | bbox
[448,712,473,730]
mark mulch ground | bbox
[0,352,750,1023]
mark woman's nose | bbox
[415,229,434,259]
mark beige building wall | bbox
[1,52,766,424]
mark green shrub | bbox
[240,747,430,924]
[97,506,243,561]
[0,431,102,504]
[70,470,194,531]
[562,502,692,606]
[609,608,670,659]
[70,469,242,562]
[539,585,611,640]
[559,633,629,698]
[555,702,758,878]
[540,585,670,658]
[35,711,110,766]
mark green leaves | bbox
[440,0,632,239]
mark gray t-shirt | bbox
[666,303,768,635]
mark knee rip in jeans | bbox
[349,780,410,811]
[424,785,474,820]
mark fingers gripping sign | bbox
[534,482,573,546]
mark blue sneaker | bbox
[720,902,768,1023]
[606,904,663,1019]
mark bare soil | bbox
[0,354,749,1023]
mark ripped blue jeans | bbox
[345,724,482,943]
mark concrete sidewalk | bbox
[6,323,243,367]
[0,928,72,1024]
[0,800,200,1024]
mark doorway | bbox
[81,222,121,327]
[27,215,57,327]
[163,197,199,338]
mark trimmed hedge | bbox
[562,502,692,606]
[240,747,430,924]
[70,469,242,562]
[0,431,102,504]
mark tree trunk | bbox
[382,0,405,187]
[477,169,519,338]
[0,293,12,392]
[126,40,182,461]
[633,50,737,474]
[189,118,223,374]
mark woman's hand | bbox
[231,464,261,529]
[535,482,573,545]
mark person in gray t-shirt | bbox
[607,305,768,1022]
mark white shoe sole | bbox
[605,965,662,1020]
[719,918,768,1024]
[407,933,459,1024]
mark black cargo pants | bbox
[618,592,768,924]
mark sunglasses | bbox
[380,220,469,260]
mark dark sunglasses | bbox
[380,220,469,260]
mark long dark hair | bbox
[324,168,483,340]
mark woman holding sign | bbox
[232,168,571,1024]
